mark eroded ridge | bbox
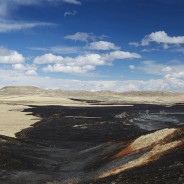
[99,128,184,179]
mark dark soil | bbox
[0,104,184,183]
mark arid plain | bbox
[0,86,184,184]
[1,86,184,138]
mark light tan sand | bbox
[0,95,82,138]
[0,104,40,137]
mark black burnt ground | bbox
[0,104,184,183]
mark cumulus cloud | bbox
[129,31,184,50]
[34,53,64,64]
[12,63,26,70]
[103,51,141,61]
[141,31,184,46]
[0,20,54,33]
[12,63,37,76]
[34,53,106,66]
[34,50,141,74]
[72,54,106,66]
[64,32,107,42]
[34,53,105,74]
[64,10,78,17]
[87,41,120,51]
[0,47,25,64]
[43,64,95,74]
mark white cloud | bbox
[129,42,140,47]
[74,54,106,66]
[12,63,37,76]
[141,48,159,52]
[64,32,107,42]
[62,0,81,5]
[1,69,184,92]
[31,46,81,54]
[34,51,141,74]
[64,10,78,17]
[103,51,141,61]
[34,53,106,66]
[87,41,120,51]
[129,65,136,70]
[0,20,54,33]
[162,43,170,49]
[141,31,184,46]
[49,46,81,54]
[64,32,91,42]
[12,63,26,71]
[34,53,106,74]
[25,69,37,76]
[34,53,64,64]
[0,47,25,64]
[0,0,82,19]
[43,64,95,74]
[12,63,37,74]
[131,61,184,84]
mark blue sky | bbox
[1,0,184,91]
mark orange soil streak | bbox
[149,140,184,162]
[112,146,133,159]
[100,138,184,179]
[112,130,178,160]
[99,129,184,179]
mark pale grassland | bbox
[0,104,39,137]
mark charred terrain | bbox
[0,87,184,183]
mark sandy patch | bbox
[0,104,40,137]
[0,95,76,138]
